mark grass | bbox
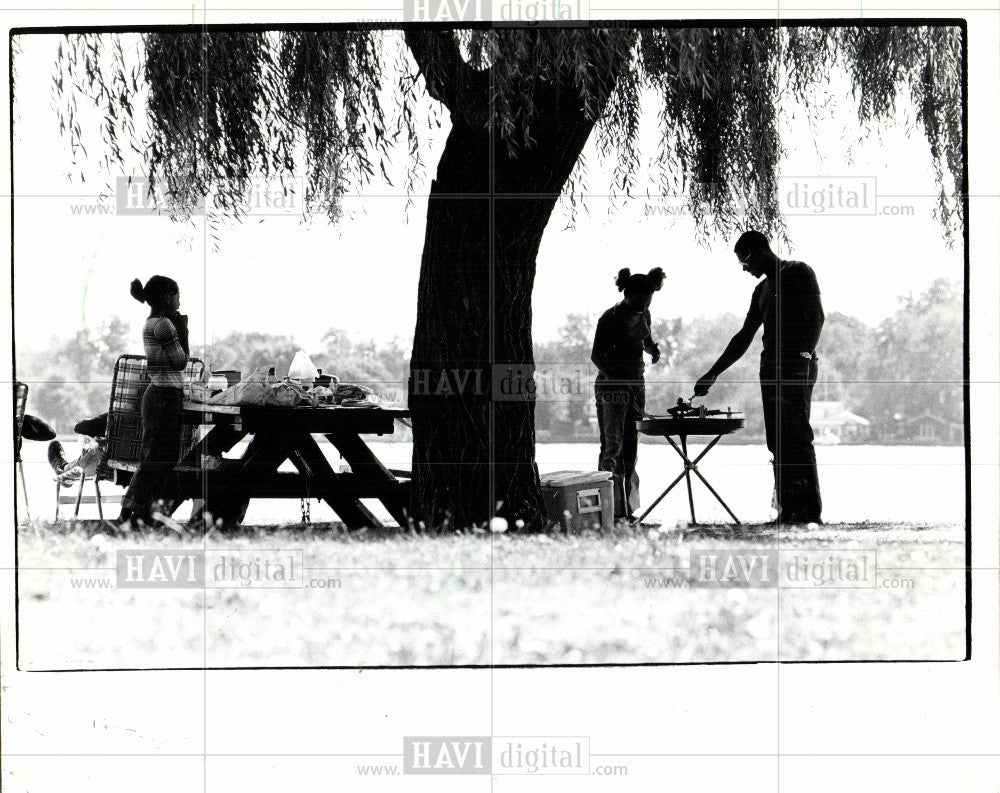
[15,519,965,669]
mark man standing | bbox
[694,231,825,524]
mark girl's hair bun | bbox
[129,278,146,303]
[615,268,632,291]
[647,267,665,291]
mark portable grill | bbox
[637,398,745,524]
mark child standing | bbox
[591,268,665,521]
[118,275,189,527]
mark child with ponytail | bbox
[118,275,189,527]
[590,267,666,521]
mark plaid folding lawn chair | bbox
[56,355,204,520]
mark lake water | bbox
[20,439,965,527]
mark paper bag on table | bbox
[210,365,271,406]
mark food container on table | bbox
[207,374,229,394]
[313,370,337,389]
[214,370,242,387]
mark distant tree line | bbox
[16,279,962,444]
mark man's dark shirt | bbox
[746,260,824,364]
[591,302,655,380]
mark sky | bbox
[11,32,963,356]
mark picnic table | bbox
[168,401,411,528]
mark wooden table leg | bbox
[325,429,410,528]
[202,434,292,526]
[193,424,249,459]
[287,433,383,529]
[167,425,249,519]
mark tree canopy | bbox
[50,25,963,243]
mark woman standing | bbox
[590,267,665,521]
[118,275,190,527]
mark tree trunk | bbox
[408,77,601,530]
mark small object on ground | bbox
[490,517,508,533]
[89,534,112,552]
[540,471,614,532]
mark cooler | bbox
[540,470,614,531]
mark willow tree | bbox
[47,24,963,528]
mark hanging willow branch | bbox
[639,27,786,244]
[45,24,963,243]
[786,25,963,236]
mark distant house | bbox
[904,413,964,445]
[811,401,871,444]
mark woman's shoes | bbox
[47,441,70,475]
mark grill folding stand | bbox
[636,406,745,525]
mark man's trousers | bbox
[760,356,823,523]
